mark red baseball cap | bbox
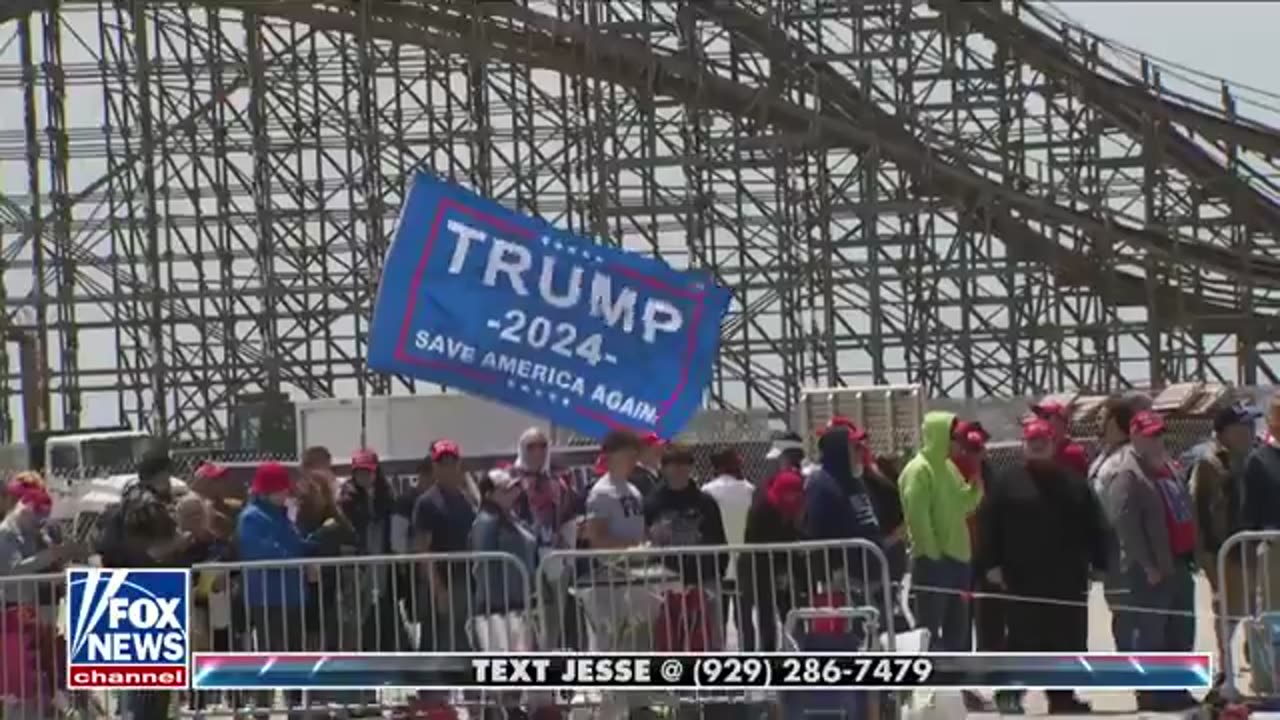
[1129,410,1166,438]
[766,469,806,517]
[953,420,990,451]
[12,483,51,514]
[193,462,228,482]
[431,439,461,461]
[640,432,665,448]
[1032,401,1070,420]
[351,449,379,471]
[1022,419,1055,442]
[250,462,292,496]
[825,415,869,442]
[4,475,41,501]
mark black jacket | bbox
[643,482,728,582]
[978,461,1107,598]
[1245,444,1280,530]
[339,473,396,556]
[739,496,810,594]
[630,465,660,499]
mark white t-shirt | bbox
[701,474,755,581]
[586,474,646,546]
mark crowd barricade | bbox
[0,570,78,720]
[182,550,533,717]
[1,541,892,719]
[1217,530,1280,702]
[532,538,891,716]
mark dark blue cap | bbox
[1215,401,1261,434]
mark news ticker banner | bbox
[192,652,1213,691]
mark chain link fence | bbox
[19,384,1260,513]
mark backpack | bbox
[653,587,719,652]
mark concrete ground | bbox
[962,573,1224,719]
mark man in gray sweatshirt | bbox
[1103,410,1198,712]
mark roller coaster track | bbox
[3,0,1280,437]
[944,1,1280,239]
[200,0,1280,331]
[1010,2,1280,159]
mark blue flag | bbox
[367,174,731,440]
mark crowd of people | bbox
[2,394,1280,718]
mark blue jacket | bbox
[236,497,314,608]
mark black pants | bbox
[1005,588,1088,709]
[739,579,795,652]
[973,576,1009,652]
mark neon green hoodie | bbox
[898,411,984,562]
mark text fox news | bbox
[66,568,191,690]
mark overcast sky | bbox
[1060,2,1280,126]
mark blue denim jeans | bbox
[911,556,972,651]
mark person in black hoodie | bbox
[978,419,1106,715]
[803,424,884,593]
[644,443,729,586]
[339,448,410,652]
[740,464,808,651]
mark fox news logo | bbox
[66,568,190,689]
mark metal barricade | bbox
[180,550,532,717]
[1217,530,1280,701]
[0,570,108,720]
[534,538,891,717]
[0,552,532,719]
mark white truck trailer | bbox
[294,393,553,462]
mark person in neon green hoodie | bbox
[899,411,984,652]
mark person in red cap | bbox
[1031,400,1089,478]
[235,462,316,713]
[946,420,995,712]
[629,431,665,498]
[950,421,991,548]
[0,471,43,519]
[411,439,477,656]
[1101,410,1199,712]
[339,448,412,655]
[828,419,907,588]
[0,483,80,575]
[740,451,809,651]
[977,419,1104,714]
[339,448,397,557]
